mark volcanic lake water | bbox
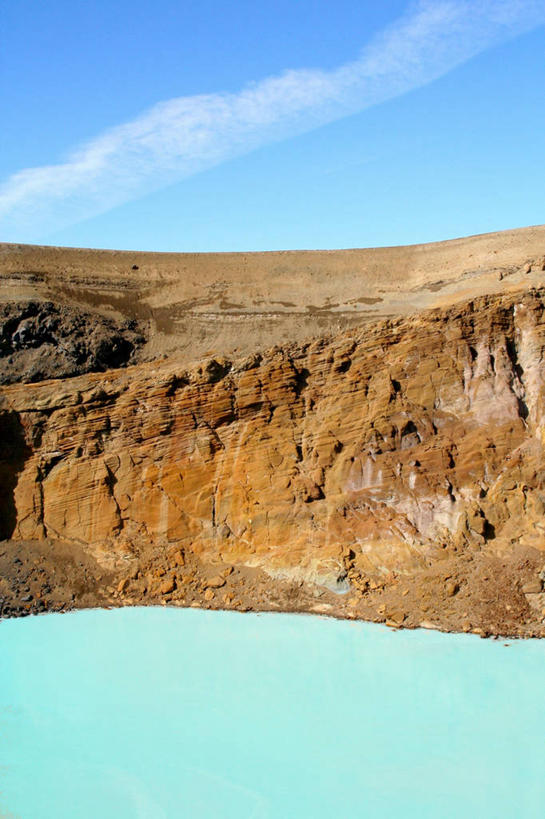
[1,608,545,818]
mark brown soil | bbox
[2,225,545,368]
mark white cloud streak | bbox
[2,0,545,241]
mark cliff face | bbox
[2,231,545,634]
[2,287,545,582]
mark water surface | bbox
[1,608,544,818]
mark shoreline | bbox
[0,602,528,645]
[2,538,544,639]
[0,598,537,641]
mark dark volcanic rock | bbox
[0,301,145,384]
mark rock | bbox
[311,603,332,614]
[445,581,459,597]
[0,301,145,386]
[206,576,226,589]
[169,548,185,567]
[203,589,215,601]
[117,577,130,593]
[385,609,406,626]
[302,482,323,503]
[160,577,176,595]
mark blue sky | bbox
[1,0,544,251]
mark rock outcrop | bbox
[0,301,145,384]
[2,229,545,635]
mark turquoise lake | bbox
[1,608,544,818]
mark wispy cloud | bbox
[2,0,544,242]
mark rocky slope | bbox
[2,228,545,635]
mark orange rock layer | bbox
[2,286,545,601]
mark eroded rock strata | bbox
[2,278,545,636]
